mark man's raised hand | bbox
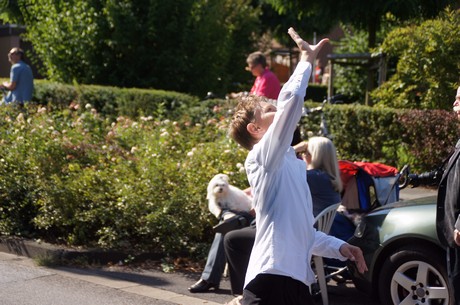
[287,27,329,64]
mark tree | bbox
[0,0,23,23]
[17,0,260,97]
[255,1,332,46]
[263,0,457,48]
[371,8,460,109]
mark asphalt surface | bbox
[0,186,437,305]
[0,251,376,305]
[0,254,172,305]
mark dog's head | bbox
[207,173,230,200]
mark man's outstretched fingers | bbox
[288,27,307,50]
[287,27,329,55]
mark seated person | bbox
[228,51,281,101]
[188,202,254,293]
[224,136,343,295]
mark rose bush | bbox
[0,102,248,257]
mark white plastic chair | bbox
[312,202,340,305]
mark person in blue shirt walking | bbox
[1,47,34,105]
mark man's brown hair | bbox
[246,51,267,69]
[229,96,263,150]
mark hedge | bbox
[27,79,460,172]
[0,81,458,258]
[31,80,201,121]
[302,102,460,172]
[4,78,457,172]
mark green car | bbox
[347,195,454,305]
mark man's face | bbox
[7,49,20,64]
[454,87,460,119]
[253,101,277,135]
[246,63,264,77]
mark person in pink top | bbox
[228,52,281,101]
[246,51,281,100]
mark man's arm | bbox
[255,29,329,171]
[312,231,368,274]
[1,81,16,91]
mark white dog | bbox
[207,173,252,219]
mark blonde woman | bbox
[294,136,342,216]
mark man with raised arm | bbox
[228,28,367,305]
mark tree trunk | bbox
[367,17,377,49]
[365,17,379,105]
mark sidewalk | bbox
[0,186,437,305]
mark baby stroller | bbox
[324,160,401,282]
[339,160,401,213]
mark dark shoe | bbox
[188,279,219,293]
[213,215,248,234]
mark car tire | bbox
[378,245,453,305]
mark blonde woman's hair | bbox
[308,136,343,192]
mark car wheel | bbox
[378,245,453,305]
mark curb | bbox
[0,236,162,265]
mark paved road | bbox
[0,186,436,305]
[0,253,179,305]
